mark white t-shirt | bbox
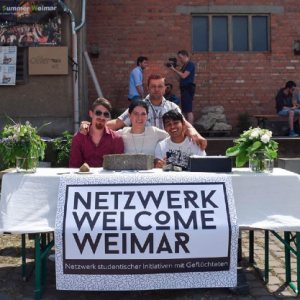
[155,136,206,169]
[117,126,168,156]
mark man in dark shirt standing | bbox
[276,81,300,137]
[168,50,196,124]
[69,98,124,167]
[164,83,180,105]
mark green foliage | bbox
[0,117,49,166]
[226,127,278,167]
[52,131,73,167]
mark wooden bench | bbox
[253,115,279,129]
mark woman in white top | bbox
[117,101,168,155]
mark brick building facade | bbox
[86,0,300,133]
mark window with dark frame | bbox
[16,47,28,84]
[192,14,269,53]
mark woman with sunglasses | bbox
[116,101,168,155]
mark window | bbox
[16,47,28,84]
[192,15,269,53]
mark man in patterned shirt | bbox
[80,74,207,150]
[107,74,207,150]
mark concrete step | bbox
[205,136,300,167]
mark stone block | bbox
[278,158,300,175]
[201,106,224,115]
[212,122,232,131]
[207,112,227,123]
[103,154,154,170]
[194,115,216,130]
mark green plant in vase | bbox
[0,116,50,172]
[226,127,278,172]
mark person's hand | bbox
[185,128,207,151]
[154,157,167,168]
[79,121,91,135]
[168,65,175,71]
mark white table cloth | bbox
[1,168,300,234]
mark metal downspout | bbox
[58,0,86,133]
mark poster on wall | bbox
[28,46,68,75]
[0,1,61,47]
[55,173,238,291]
[0,46,16,85]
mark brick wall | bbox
[86,0,300,133]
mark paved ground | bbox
[0,230,299,300]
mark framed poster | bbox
[0,1,61,47]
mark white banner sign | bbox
[55,172,238,290]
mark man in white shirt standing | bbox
[155,110,206,170]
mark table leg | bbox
[21,234,35,282]
[263,118,268,129]
[264,230,269,283]
[41,234,47,293]
[35,234,42,300]
[249,230,254,264]
[285,231,291,284]
[21,234,26,281]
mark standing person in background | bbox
[168,50,196,124]
[164,83,180,105]
[128,56,148,105]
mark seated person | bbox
[276,80,300,137]
[154,110,206,170]
[69,98,124,168]
[164,83,180,105]
[116,100,168,155]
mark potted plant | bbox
[226,127,278,172]
[0,117,50,173]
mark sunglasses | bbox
[95,110,110,118]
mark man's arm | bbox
[136,85,143,98]
[106,118,126,130]
[184,120,207,151]
[154,143,166,168]
[169,65,190,80]
[154,157,166,168]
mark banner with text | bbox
[55,173,238,291]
